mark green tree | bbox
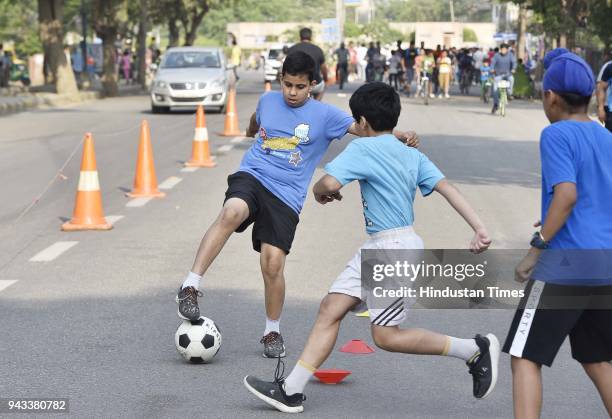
[362,19,404,44]
[92,0,127,97]
[0,0,42,57]
[38,0,78,94]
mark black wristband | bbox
[530,231,549,250]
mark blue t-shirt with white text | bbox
[238,92,354,214]
[324,134,444,234]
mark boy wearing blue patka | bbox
[505,50,612,418]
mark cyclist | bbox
[490,44,515,114]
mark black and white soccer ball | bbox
[175,316,222,363]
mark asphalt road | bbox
[0,70,607,418]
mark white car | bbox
[263,45,291,82]
[150,47,230,113]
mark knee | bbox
[317,295,344,324]
[261,256,284,281]
[219,205,245,228]
[371,326,396,352]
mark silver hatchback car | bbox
[150,47,230,113]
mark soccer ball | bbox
[175,316,222,363]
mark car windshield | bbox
[268,49,281,60]
[161,51,221,69]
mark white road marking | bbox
[180,167,199,173]
[126,197,153,207]
[158,176,182,190]
[231,136,245,143]
[218,145,233,153]
[30,241,79,262]
[105,215,124,225]
[0,280,18,293]
[337,93,347,98]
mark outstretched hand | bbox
[397,130,419,148]
[470,228,492,253]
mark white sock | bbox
[182,271,202,290]
[444,336,479,361]
[264,317,280,336]
[284,360,315,395]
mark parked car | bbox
[150,47,230,113]
[263,45,291,83]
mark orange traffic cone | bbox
[185,105,216,168]
[264,81,272,92]
[339,339,375,354]
[62,133,112,231]
[126,120,165,198]
[219,88,243,137]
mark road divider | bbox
[62,133,113,231]
[30,241,78,262]
[126,120,165,199]
[159,176,183,190]
[126,197,153,207]
[0,280,18,293]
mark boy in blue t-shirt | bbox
[504,50,612,418]
[175,52,419,358]
[480,58,492,100]
[244,83,498,413]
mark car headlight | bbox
[211,79,225,88]
[155,80,167,88]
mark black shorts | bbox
[502,280,612,366]
[224,171,299,254]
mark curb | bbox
[0,90,102,117]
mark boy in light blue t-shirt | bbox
[244,82,498,413]
[175,52,419,359]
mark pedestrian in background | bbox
[120,49,132,84]
[437,50,452,98]
[388,49,402,91]
[231,39,241,82]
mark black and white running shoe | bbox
[175,286,202,321]
[244,357,305,413]
[261,331,286,358]
[467,333,500,399]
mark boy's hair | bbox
[557,92,591,112]
[299,27,312,41]
[281,51,315,82]
[349,82,400,131]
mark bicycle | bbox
[497,78,510,117]
[419,71,430,105]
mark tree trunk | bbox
[516,3,527,60]
[38,0,78,95]
[100,30,119,97]
[137,0,148,88]
[168,19,180,48]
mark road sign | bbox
[321,18,340,43]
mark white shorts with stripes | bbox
[329,226,424,327]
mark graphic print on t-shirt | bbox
[260,123,311,167]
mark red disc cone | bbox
[339,339,375,354]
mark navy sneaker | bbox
[244,358,305,413]
[467,333,500,399]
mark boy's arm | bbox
[245,112,259,137]
[515,182,577,282]
[346,123,420,148]
[596,80,608,124]
[434,179,491,253]
[312,174,343,204]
